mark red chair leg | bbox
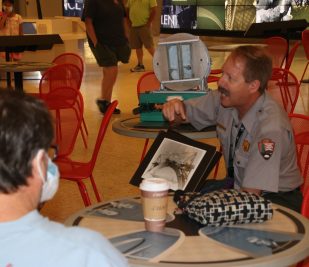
[301,62,308,83]
[140,139,149,163]
[77,180,92,206]
[90,174,101,202]
[82,117,89,135]
[80,126,88,148]
[56,109,62,140]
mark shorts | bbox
[129,25,154,49]
[89,42,131,67]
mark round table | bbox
[65,196,309,267]
[0,61,53,92]
[112,117,217,140]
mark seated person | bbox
[0,90,128,267]
[162,45,303,212]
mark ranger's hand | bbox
[162,99,187,122]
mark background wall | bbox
[17,0,62,18]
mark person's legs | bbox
[129,27,145,72]
[88,40,123,114]
[97,65,121,114]
[136,48,144,66]
[101,66,118,101]
[130,25,154,72]
[146,46,155,57]
[263,189,303,213]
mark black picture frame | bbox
[130,130,221,192]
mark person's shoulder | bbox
[257,93,290,130]
[38,219,128,266]
[40,218,108,249]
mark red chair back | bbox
[289,113,309,193]
[39,63,82,96]
[137,71,160,96]
[52,53,84,75]
[48,87,84,158]
[88,100,118,170]
[55,100,118,206]
[264,36,288,68]
[268,68,300,114]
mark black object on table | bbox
[0,34,63,91]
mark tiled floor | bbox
[1,36,308,222]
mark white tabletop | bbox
[65,197,309,267]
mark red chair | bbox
[55,100,118,206]
[39,63,88,148]
[289,114,309,193]
[207,69,222,84]
[301,188,309,218]
[284,41,300,71]
[300,30,309,83]
[296,188,309,267]
[264,36,288,68]
[136,72,161,162]
[268,68,300,114]
[47,87,84,158]
[52,53,88,140]
[52,53,84,77]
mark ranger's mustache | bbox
[218,86,230,96]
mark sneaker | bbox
[96,99,121,115]
[130,64,145,72]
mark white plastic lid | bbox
[140,178,170,192]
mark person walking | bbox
[126,0,157,72]
[83,0,131,114]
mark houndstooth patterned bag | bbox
[183,189,273,226]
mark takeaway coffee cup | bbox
[140,178,170,232]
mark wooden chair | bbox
[264,36,288,68]
[268,68,300,114]
[300,29,309,83]
[55,100,118,206]
[289,113,309,193]
[136,72,161,162]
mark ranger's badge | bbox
[242,140,250,152]
[258,139,275,160]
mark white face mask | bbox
[36,150,60,203]
[3,6,13,13]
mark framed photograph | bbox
[130,130,221,192]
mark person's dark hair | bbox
[3,0,14,4]
[0,90,53,194]
[230,46,273,94]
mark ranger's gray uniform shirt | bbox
[184,90,302,193]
